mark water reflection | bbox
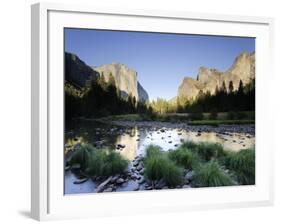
[65,120,255,161]
[116,127,139,161]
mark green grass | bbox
[145,145,162,158]
[97,112,254,125]
[68,143,95,170]
[224,149,255,185]
[188,120,255,126]
[144,145,183,187]
[192,160,236,187]
[98,114,144,122]
[179,141,226,162]
[68,144,129,178]
[168,146,199,169]
[180,141,198,150]
[95,111,255,125]
[69,142,255,188]
[203,111,255,120]
[196,142,226,161]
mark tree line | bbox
[150,78,255,115]
[65,75,255,120]
[65,74,152,120]
[179,78,255,113]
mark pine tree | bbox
[108,72,115,86]
[221,81,227,93]
[228,81,234,94]
[238,80,244,95]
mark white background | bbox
[0,0,279,223]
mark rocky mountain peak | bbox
[65,53,149,102]
[178,52,255,101]
[94,64,138,101]
[65,52,99,88]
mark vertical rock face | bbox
[178,52,255,100]
[65,52,149,102]
[65,52,99,88]
[137,82,149,102]
[93,64,149,102]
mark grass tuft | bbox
[144,145,183,187]
[226,149,255,185]
[145,145,162,158]
[68,143,95,170]
[196,142,226,161]
[192,160,236,187]
[168,146,199,169]
[180,141,226,162]
[69,144,128,178]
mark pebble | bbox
[185,170,194,181]
[138,177,145,184]
[103,187,113,192]
[116,178,125,184]
[73,177,88,184]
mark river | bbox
[64,119,255,194]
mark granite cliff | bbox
[178,52,255,100]
[65,52,149,102]
[93,63,149,102]
[65,52,99,88]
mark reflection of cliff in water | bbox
[64,119,120,154]
[116,127,139,161]
[65,119,255,162]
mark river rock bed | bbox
[64,120,255,194]
[65,154,194,194]
[110,121,255,136]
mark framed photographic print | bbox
[31,2,274,221]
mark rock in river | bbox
[139,168,144,175]
[138,177,145,184]
[133,160,139,167]
[116,178,125,184]
[110,174,120,183]
[136,163,143,171]
[96,176,113,193]
[133,183,140,191]
[185,170,194,181]
[73,177,88,184]
[103,187,113,192]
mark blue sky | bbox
[65,28,255,100]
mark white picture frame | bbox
[31,2,274,221]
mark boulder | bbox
[110,174,120,183]
[116,178,125,184]
[185,170,194,181]
[138,177,145,184]
[139,168,145,175]
[73,177,88,184]
[103,187,113,192]
[96,176,113,193]
[155,179,166,189]
[136,164,143,171]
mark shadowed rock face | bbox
[137,82,149,102]
[65,52,149,102]
[65,52,99,88]
[178,52,255,100]
[93,63,149,102]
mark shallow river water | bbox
[64,119,255,194]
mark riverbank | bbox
[80,115,255,135]
[65,141,255,194]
